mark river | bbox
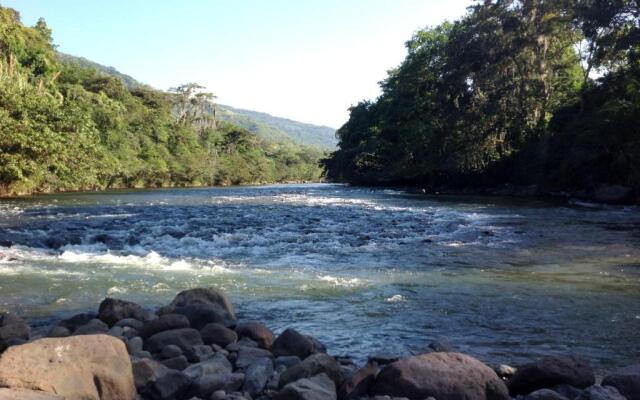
[0,184,638,372]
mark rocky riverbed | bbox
[0,287,638,400]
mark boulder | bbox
[132,357,171,391]
[594,185,634,204]
[306,336,327,354]
[201,323,238,347]
[161,287,236,328]
[508,356,595,396]
[183,353,233,379]
[161,355,189,371]
[0,388,64,400]
[145,328,203,353]
[576,385,626,400]
[185,344,215,363]
[108,326,124,337]
[142,369,191,400]
[139,314,190,338]
[276,373,337,400]
[0,313,30,352]
[115,318,144,331]
[276,356,302,371]
[161,344,184,359]
[372,352,509,400]
[235,346,275,370]
[524,389,571,400]
[243,357,275,394]
[98,298,149,326]
[45,325,70,338]
[73,318,109,335]
[279,353,344,388]
[553,384,584,400]
[235,321,274,349]
[126,336,144,354]
[57,313,95,332]
[338,361,378,400]
[0,334,135,400]
[602,364,640,400]
[189,372,244,398]
[272,328,316,359]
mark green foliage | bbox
[218,105,338,149]
[323,0,640,192]
[0,6,324,195]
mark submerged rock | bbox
[372,352,509,400]
[0,334,135,400]
[508,356,595,396]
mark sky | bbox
[4,0,470,128]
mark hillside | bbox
[218,105,337,149]
[58,53,337,149]
[0,7,324,195]
[57,52,145,89]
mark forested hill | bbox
[218,105,337,149]
[58,53,337,150]
[57,52,145,90]
[323,1,639,202]
[0,6,324,196]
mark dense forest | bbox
[323,0,639,201]
[0,6,324,196]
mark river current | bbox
[0,184,638,372]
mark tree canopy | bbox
[323,0,640,193]
[0,6,324,195]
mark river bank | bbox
[0,287,637,400]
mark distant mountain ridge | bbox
[57,52,337,149]
[217,105,337,149]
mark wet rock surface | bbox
[0,287,632,400]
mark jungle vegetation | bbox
[323,0,640,194]
[0,6,324,195]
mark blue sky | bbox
[4,0,469,127]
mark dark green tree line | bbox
[324,0,639,194]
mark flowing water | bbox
[0,184,638,372]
